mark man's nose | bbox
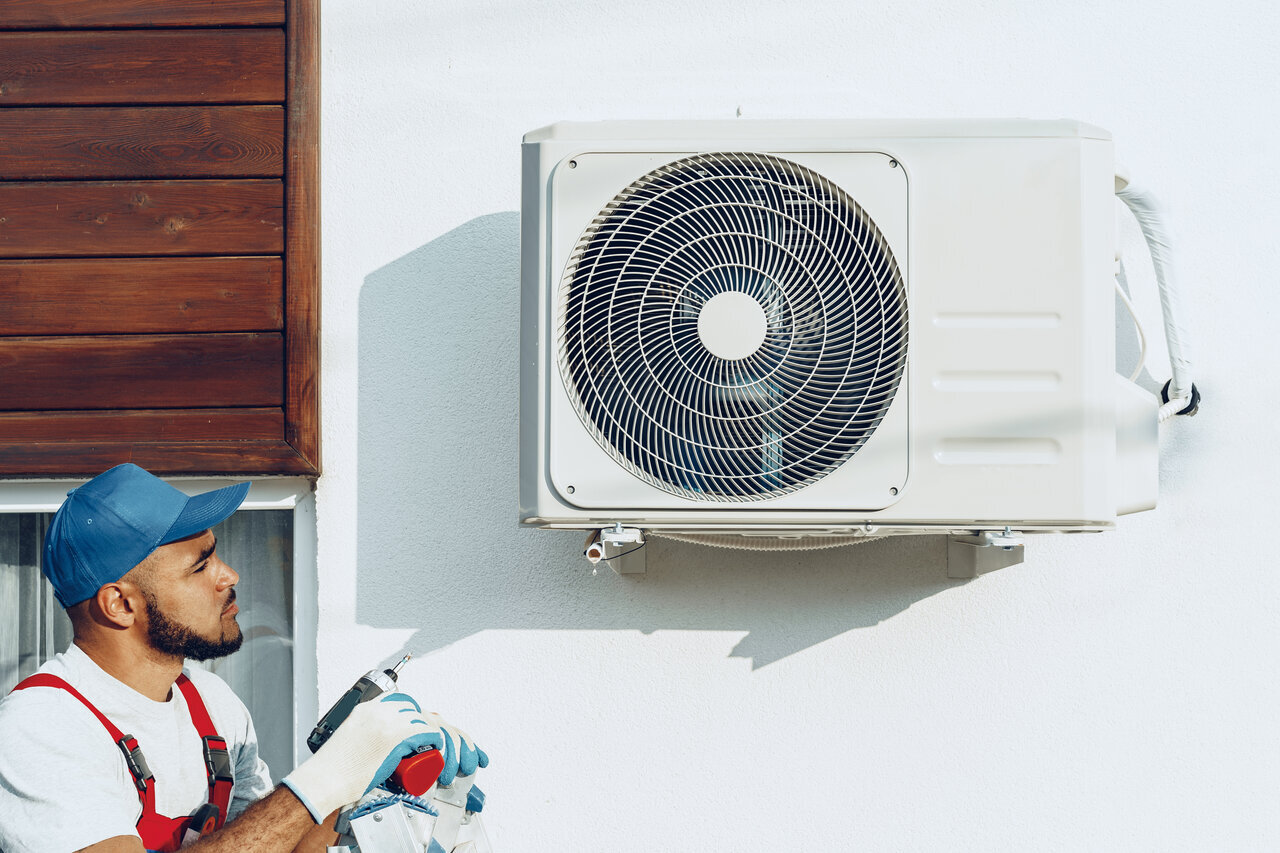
[215,559,239,590]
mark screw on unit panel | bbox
[566,485,576,494]
[889,159,899,168]
[569,160,578,169]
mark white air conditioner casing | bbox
[520,120,1158,538]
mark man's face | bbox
[135,530,243,661]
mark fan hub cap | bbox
[697,291,768,361]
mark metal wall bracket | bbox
[947,530,1025,579]
[602,539,646,575]
[583,525,647,574]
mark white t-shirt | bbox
[0,643,275,852]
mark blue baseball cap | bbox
[43,463,250,607]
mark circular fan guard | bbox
[558,152,908,501]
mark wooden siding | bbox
[0,258,283,335]
[0,180,285,257]
[0,334,284,410]
[0,0,317,476]
[0,1,285,29]
[0,30,286,105]
[0,107,285,179]
[0,409,284,442]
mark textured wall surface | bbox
[319,2,1278,849]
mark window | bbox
[0,480,315,782]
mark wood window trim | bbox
[282,0,321,475]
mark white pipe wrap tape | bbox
[1116,184,1195,402]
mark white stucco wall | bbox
[318,2,1278,849]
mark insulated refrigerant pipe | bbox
[1114,175,1197,421]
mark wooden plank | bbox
[0,30,284,105]
[0,180,283,257]
[284,0,321,474]
[0,0,284,29]
[0,257,283,334]
[0,333,283,410]
[0,441,313,477]
[0,408,282,442]
[0,107,284,179]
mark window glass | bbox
[0,515,71,689]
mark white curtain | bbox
[0,514,73,692]
[0,510,295,783]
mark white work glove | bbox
[282,692,485,821]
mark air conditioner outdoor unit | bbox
[519,120,1170,576]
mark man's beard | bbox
[142,589,244,661]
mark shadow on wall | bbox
[356,213,966,670]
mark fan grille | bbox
[557,152,907,502]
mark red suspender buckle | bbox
[203,736,233,784]
[201,734,233,831]
[116,735,154,793]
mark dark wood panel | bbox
[0,180,283,257]
[0,333,282,410]
[0,408,282,441]
[0,441,313,477]
[0,30,284,105]
[0,107,284,179]
[0,0,284,28]
[0,0,316,479]
[285,0,321,473]
[0,257,282,334]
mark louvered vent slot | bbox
[558,152,908,501]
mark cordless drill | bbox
[306,655,446,796]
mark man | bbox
[0,464,486,852]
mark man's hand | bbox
[370,692,488,788]
[282,692,487,821]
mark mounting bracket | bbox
[583,525,647,575]
[947,530,1025,579]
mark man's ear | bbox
[93,582,142,629]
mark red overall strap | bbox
[11,674,161,839]
[175,674,233,832]
[11,673,233,851]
